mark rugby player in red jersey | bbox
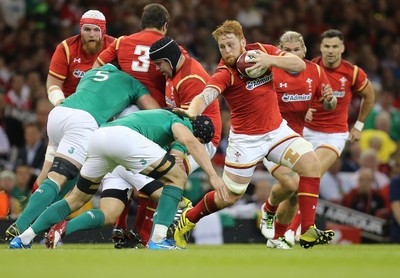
[173,20,335,249]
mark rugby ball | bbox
[236,50,267,79]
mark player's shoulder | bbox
[104,35,116,44]
[311,56,323,65]
[304,59,320,71]
[62,35,81,46]
[339,59,357,70]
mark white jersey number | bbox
[93,71,109,82]
[131,45,150,72]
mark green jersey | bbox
[60,64,150,125]
[102,109,192,153]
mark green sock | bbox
[153,186,183,227]
[16,178,60,232]
[31,199,71,234]
[65,209,105,235]
[54,175,78,202]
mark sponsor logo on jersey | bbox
[165,97,176,107]
[73,69,86,78]
[73,58,81,63]
[333,90,345,97]
[245,74,273,90]
[282,93,312,102]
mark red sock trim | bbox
[31,181,39,194]
[298,176,319,233]
[288,210,301,231]
[264,198,278,214]
[140,199,157,244]
[274,221,290,239]
[134,193,149,232]
[187,191,218,223]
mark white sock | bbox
[150,224,168,243]
[20,227,37,245]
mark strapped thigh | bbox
[147,153,176,180]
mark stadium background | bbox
[1,0,400,245]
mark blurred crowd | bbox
[1,0,400,241]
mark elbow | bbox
[296,60,306,72]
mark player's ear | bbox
[240,37,246,48]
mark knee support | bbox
[222,172,249,195]
[76,174,101,195]
[101,188,129,204]
[140,180,164,196]
[147,154,176,180]
[49,157,79,180]
[281,137,314,169]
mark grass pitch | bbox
[1,243,399,278]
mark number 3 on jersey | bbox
[131,45,150,72]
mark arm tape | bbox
[48,85,65,106]
[354,120,364,131]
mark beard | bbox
[82,38,102,55]
[223,54,237,67]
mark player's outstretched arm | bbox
[172,123,228,201]
[137,94,161,110]
[349,81,375,142]
[46,75,65,106]
[173,87,219,119]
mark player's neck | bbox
[144,27,166,36]
[323,58,341,69]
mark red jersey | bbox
[48,34,115,97]
[306,57,369,133]
[206,43,284,135]
[96,30,166,107]
[166,57,222,147]
[273,60,328,135]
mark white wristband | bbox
[354,120,364,131]
[48,86,65,106]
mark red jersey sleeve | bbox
[176,77,207,109]
[206,66,232,93]
[48,41,69,81]
[96,36,122,65]
[249,43,285,57]
[352,66,368,92]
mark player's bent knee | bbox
[147,154,176,180]
[281,138,314,169]
[280,175,299,192]
[49,157,79,180]
[140,180,164,196]
[222,172,249,196]
[101,188,129,204]
[76,174,101,195]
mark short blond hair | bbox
[212,20,244,41]
[278,31,306,53]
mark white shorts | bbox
[101,165,154,192]
[303,127,348,156]
[187,142,217,174]
[100,140,217,194]
[224,120,300,177]
[80,126,166,180]
[47,106,98,165]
